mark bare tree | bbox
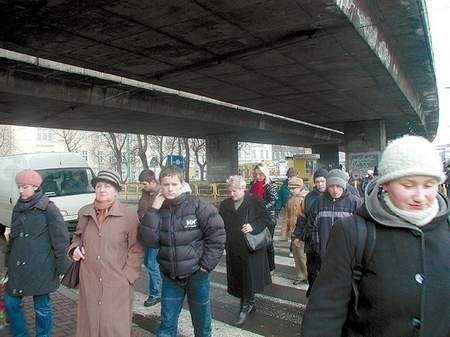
[136,134,149,170]
[148,136,178,168]
[0,125,13,155]
[180,137,190,183]
[102,132,127,182]
[53,129,82,152]
[190,138,207,181]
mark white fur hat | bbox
[377,135,445,185]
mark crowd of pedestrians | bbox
[1,134,449,337]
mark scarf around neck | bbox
[94,199,114,226]
[251,180,265,199]
[16,189,44,211]
[382,193,439,227]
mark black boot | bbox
[235,297,256,326]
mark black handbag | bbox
[61,216,88,289]
[244,227,272,252]
[243,208,273,252]
[61,260,80,289]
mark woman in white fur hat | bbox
[301,135,449,337]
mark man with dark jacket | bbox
[139,166,226,337]
[303,169,360,295]
[294,167,327,295]
[5,169,70,337]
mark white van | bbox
[0,152,95,232]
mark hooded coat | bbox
[69,199,144,337]
[301,180,450,337]
[6,190,70,296]
[219,193,272,299]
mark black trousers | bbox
[306,252,321,297]
[266,224,276,271]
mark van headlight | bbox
[60,210,68,217]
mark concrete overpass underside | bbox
[0,0,438,147]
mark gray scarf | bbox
[382,193,439,227]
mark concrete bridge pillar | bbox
[344,120,387,178]
[206,133,238,182]
[311,144,340,170]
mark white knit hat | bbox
[377,135,445,185]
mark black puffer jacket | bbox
[6,190,70,296]
[139,191,226,279]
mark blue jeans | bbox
[145,248,161,298]
[157,270,211,337]
[4,293,52,337]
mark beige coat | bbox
[69,200,144,337]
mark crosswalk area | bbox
[133,227,308,337]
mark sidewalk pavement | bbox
[0,237,154,337]
[0,286,154,337]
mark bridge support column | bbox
[206,133,238,182]
[312,144,340,170]
[345,120,387,177]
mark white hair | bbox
[226,175,247,189]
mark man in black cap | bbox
[302,169,360,296]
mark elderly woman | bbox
[301,135,450,337]
[250,163,278,274]
[70,169,144,337]
[219,175,272,326]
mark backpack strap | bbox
[351,215,376,317]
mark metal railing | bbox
[119,182,230,200]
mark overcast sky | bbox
[426,0,450,145]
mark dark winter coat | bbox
[219,193,272,299]
[6,190,70,296]
[301,180,450,337]
[250,180,278,226]
[304,189,360,259]
[139,191,226,279]
[276,179,291,212]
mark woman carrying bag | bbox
[219,175,272,326]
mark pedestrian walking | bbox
[139,166,225,337]
[283,177,308,285]
[4,169,70,337]
[249,163,278,274]
[301,135,450,337]
[296,167,327,295]
[219,175,272,326]
[276,168,296,216]
[303,169,360,295]
[70,169,144,337]
[137,169,162,307]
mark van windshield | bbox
[36,167,95,197]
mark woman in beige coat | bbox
[69,169,144,337]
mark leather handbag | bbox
[61,260,80,289]
[61,216,89,289]
[244,227,272,252]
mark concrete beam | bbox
[0,66,343,147]
[336,0,436,138]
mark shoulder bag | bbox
[243,208,273,252]
[61,215,89,289]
